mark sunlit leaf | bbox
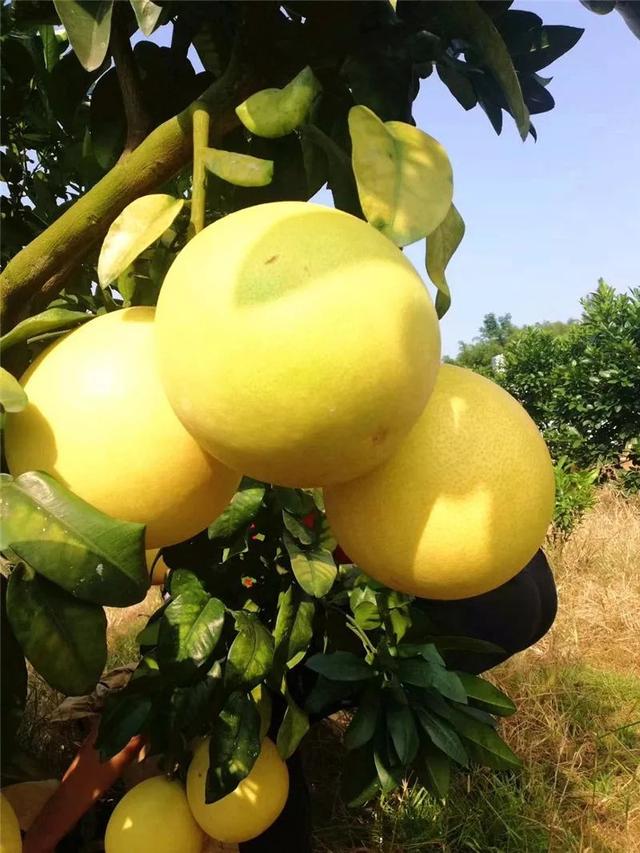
[97,194,184,287]
[349,105,453,246]
[0,369,27,414]
[236,66,322,139]
[426,203,465,318]
[276,686,309,759]
[225,611,274,692]
[53,0,113,72]
[0,308,91,354]
[284,532,336,598]
[158,591,225,684]
[206,690,261,802]
[209,479,265,541]
[129,0,163,36]
[203,148,274,187]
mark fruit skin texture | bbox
[0,792,22,853]
[186,737,289,843]
[104,775,203,853]
[5,307,240,548]
[155,201,441,487]
[324,364,555,600]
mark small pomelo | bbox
[325,364,555,600]
[155,201,440,487]
[104,775,203,853]
[0,792,21,853]
[5,308,240,548]
[186,737,288,843]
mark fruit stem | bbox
[188,105,210,239]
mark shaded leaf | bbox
[344,685,381,750]
[305,675,358,716]
[7,565,107,696]
[236,66,322,139]
[273,585,315,674]
[299,125,362,216]
[97,194,184,287]
[386,702,419,765]
[349,105,453,246]
[276,686,310,759]
[306,652,376,682]
[208,479,265,541]
[284,532,336,598]
[447,706,521,769]
[342,744,380,807]
[0,472,148,607]
[53,0,113,72]
[97,690,153,760]
[0,369,27,414]
[206,690,260,802]
[416,739,451,800]
[373,727,403,793]
[436,62,477,110]
[158,593,225,684]
[426,203,465,318]
[398,643,445,667]
[225,611,274,692]
[1,576,27,764]
[414,707,469,767]
[203,148,274,187]
[514,25,584,74]
[456,672,516,716]
[0,308,91,354]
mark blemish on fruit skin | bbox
[265,255,279,265]
[372,428,389,446]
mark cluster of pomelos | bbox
[5,200,554,845]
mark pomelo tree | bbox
[1,1,590,848]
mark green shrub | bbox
[552,457,599,535]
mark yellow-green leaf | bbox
[129,0,163,37]
[202,148,274,187]
[348,105,453,247]
[438,1,529,140]
[235,66,322,139]
[53,0,113,72]
[426,204,465,318]
[0,368,27,414]
[98,194,183,288]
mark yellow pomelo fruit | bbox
[145,549,170,586]
[5,308,240,548]
[155,201,441,487]
[325,364,555,600]
[0,793,21,853]
[104,775,203,853]
[186,737,289,843]
[1,779,59,831]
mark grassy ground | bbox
[307,488,640,852]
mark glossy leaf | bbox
[202,148,274,187]
[426,203,466,318]
[7,565,107,696]
[283,532,336,598]
[344,685,381,750]
[208,479,265,541]
[97,194,184,287]
[0,369,27,413]
[349,105,453,246]
[397,658,435,688]
[430,667,468,704]
[276,687,310,759]
[53,0,113,72]
[306,652,376,682]
[456,672,517,715]
[236,66,322,139]
[158,592,225,684]
[447,706,521,769]
[206,690,261,802]
[273,585,315,673]
[0,472,148,607]
[414,707,469,767]
[398,643,445,667]
[1,577,27,763]
[386,702,419,765]
[0,307,91,354]
[282,511,314,546]
[129,0,163,36]
[225,611,274,692]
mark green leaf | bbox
[158,593,225,684]
[342,744,380,807]
[414,707,469,767]
[276,686,310,759]
[514,25,584,74]
[283,532,336,598]
[446,707,521,769]
[373,727,403,794]
[436,62,477,110]
[129,0,163,36]
[456,673,517,716]
[202,148,274,188]
[349,586,381,631]
[416,740,451,800]
[306,652,376,682]
[53,0,113,72]
[0,369,27,414]
[305,675,358,716]
[39,24,61,71]
[348,105,453,246]
[236,66,322,139]
[206,690,261,802]
[90,66,125,171]
[430,635,506,656]
[97,691,154,760]
[426,203,466,319]
[398,643,445,667]
[273,585,315,674]
[0,307,91,354]
[225,612,275,692]
[299,125,362,217]
[7,565,107,696]
[398,658,438,689]
[1,577,27,764]
[208,479,266,541]
[251,684,272,741]
[282,510,314,546]
[430,667,468,705]
[438,1,530,139]
[344,685,381,750]
[386,702,419,765]
[0,472,149,607]
[97,194,184,287]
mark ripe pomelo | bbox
[155,202,441,487]
[0,792,21,853]
[5,308,240,548]
[324,364,555,600]
[186,737,288,843]
[104,775,203,853]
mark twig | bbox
[110,6,152,157]
[188,106,210,238]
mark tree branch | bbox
[110,6,151,156]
